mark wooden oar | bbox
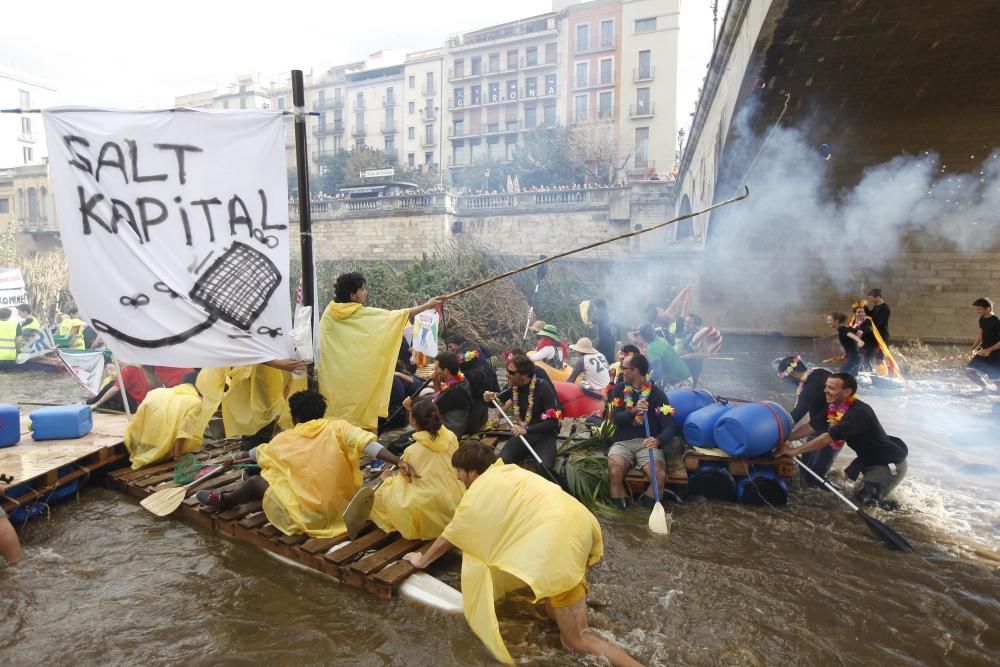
[490,398,566,488]
[140,466,225,517]
[643,414,670,535]
[792,457,912,552]
[342,466,395,540]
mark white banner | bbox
[42,107,294,366]
[411,310,440,358]
[58,350,106,396]
[0,267,27,308]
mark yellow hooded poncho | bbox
[370,427,465,540]
[187,365,300,441]
[124,384,203,469]
[441,462,604,664]
[318,302,409,430]
[256,418,376,538]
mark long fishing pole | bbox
[442,186,750,301]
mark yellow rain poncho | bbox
[124,384,203,469]
[318,302,408,430]
[256,418,375,538]
[370,427,465,540]
[222,364,291,437]
[441,462,604,664]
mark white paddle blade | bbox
[647,502,671,535]
[342,487,375,540]
[140,486,187,517]
[400,572,464,613]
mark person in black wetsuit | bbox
[965,297,1000,391]
[776,356,837,485]
[826,311,865,376]
[776,372,908,506]
[866,289,891,346]
[851,302,877,371]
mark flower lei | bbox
[541,408,562,421]
[437,371,465,395]
[826,394,856,449]
[612,383,675,424]
[778,355,801,379]
[512,377,536,424]
[795,368,815,402]
[461,349,480,363]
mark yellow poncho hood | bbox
[442,462,604,664]
[318,301,409,430]
[124,384,203,469]
[370,428,465,540]
[256,418,375,538]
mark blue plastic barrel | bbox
[687,462,737,501]
[665,389,716,425]
[682,403,733,447]
[0,403,20,447]
[713,401,792,458]
[737,465,789,506]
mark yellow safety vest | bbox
[0,320,17,361]
[59,318,87,350]
[20,317,41,331]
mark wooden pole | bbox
[292,70,318,391]
[440,186,750,301]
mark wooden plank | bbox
[238,511,269,530]
[350,537,423,576]
[558,420,575,440]
[135,470,179,488]
[372,541,433,585]
[217,501,262,522]
[323,528,393,566]
[301,535,350,555]
[277,533,308,546]
[258,524,282,539]
[112,459,181,482]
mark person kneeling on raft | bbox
[124,371,204,469]
[198,390,416,538]
[370,400,465,540]
[775,372,908,506]
[403,443,642,667]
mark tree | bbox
[510,127,587,188]
[567,120,629,185]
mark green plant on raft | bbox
[556,420,615,457]
[563,454,633,519]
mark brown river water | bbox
[2,336,998,666]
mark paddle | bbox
[140,465,225,517]
[643,414,670,535]
[490,398,566,488]
[342,466,396,540]
[792,457,912,552]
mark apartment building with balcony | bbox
[444,12,566,168]
[0,66,56,169]
[565,0,622,127]
[175,74,273,111]
[620,0,679,176]
[401,49,446,171]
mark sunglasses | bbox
[505,367,519,374]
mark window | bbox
[408,101,415,114]
[635,127,650,165]
[545,43,558,64]
[574,95,589,121]
[599,58,613,84]
[385,107,394,126]
[471,85,481,105]
[407,153,415,167]
[507,50,518,70]
[488,53,500,73]
[425,151,433,164]
[486,123,499,134]
[635,17,657,33]
[355,111,365,128]
[240,97,247,109]
[452,140,464,165]
[525,47,538,67]
[525,106,537,128]
[356,92,364,107]
[636,87,651,112]
[334,135,342,151]
[425,72,434,92]
[507,80,518,100]
[505,136,516,161]
[470,140,482,162]
[453,59,464,78]
[22,147,33,164]
[277,97,286,110]
[453,119,465,137]
[575,24,590,52]
[543,103,556,128]
[18,89,30,108]
[239,84,248,94]
[385,86,395,106]
[425,125,434,144]
[424,99,434,117]
[21,117,32,135]
[355,140,365,151]
[408,127,415,140]
[544,74,557,96]
[638,50,652,79]
[27,187,38,221]
[575,62,589,88]
[18,189,24,216]
[409,75,415,88]
[600,19,615,47]
[487,137,500,160]
[0,198,8,214]
[454,88,464,106]
[525,77,537,98]
[385,136,395,153]
[598,91,613,118]
[471,56,482,75]
[488,83,499,103]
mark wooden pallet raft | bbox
[105,451,433,600]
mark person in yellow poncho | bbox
[318,272,442,431]
[197,390,416,539]
[371,400,465,540]
[124,372,204,469]
[403,443,641,667]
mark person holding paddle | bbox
[403,443,641,667]
[775,373,908,507]
[197,390,416,539]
